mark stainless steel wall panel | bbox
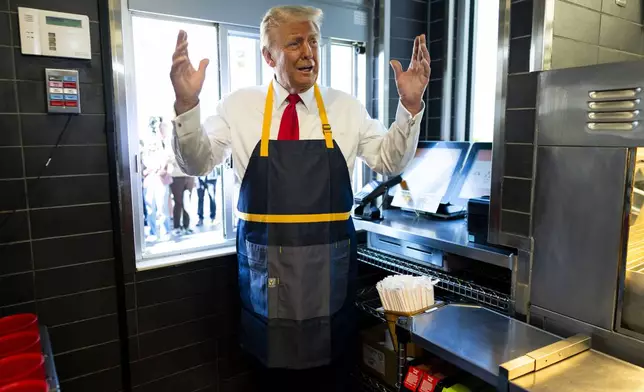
[537,61,644,147]
[531,146,627,330]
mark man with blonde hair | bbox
[170,4,430,390]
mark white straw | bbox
[376,275,437,313]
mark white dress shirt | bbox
[172,79,425,183]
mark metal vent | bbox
[587,88,642,131]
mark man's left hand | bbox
[390,34,431,117]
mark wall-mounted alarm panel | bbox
[18,7,91,60]
[46,69,81,114]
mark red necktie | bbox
[277,94,301,140]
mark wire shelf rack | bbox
[352,369,397,392]
[358,245,512,313]
[356,286,386,322]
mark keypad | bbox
[45,69,80,113]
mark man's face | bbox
[265,20,320,93]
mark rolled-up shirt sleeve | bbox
[357,100,425,176]
[171,100,231,176]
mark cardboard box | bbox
[361,324,399,388]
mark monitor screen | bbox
[457,148,492,199]
[391,142,469,214]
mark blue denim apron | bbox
[236,83,357,369]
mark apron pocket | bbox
[270,240,350,321]
[329,239,351,314]
[242,240,269,318]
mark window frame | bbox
[115,9,371,270]
[327,39,369,193]
[124,11,237,268]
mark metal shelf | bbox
[358,245,512,313]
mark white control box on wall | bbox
[18,7,91,60]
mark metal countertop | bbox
[510,349,644,392]
[403,304,560,387]
[353,210,515,269]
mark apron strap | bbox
[314,84,334,149]
[260,83,333,157]
[260,83,275,157]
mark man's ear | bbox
[262,47,276,67]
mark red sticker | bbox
[403,366,424,391]
[50,100,64,107]
[63,82,77,88]
[418,373,440,392]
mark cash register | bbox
[353,141,492,242]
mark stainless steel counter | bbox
[402,304,561,387]
[511,349,644,392]
[400,304,644,391]
[353,210,515,269]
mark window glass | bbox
[131,15,225,259]
[357,50,367,107]
[330,44,354,95]
[129,19,371,264]
[228,35,259,91]
[469,1,499,142]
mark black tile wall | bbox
[13,50,103,83]
[391,19,427,41]
[375,0,437,141]
[35,260,116,299]
[502,178,532,213]
[0,272,34,306]
[27,175,110,208]
[0,2,121,386]
[504,144,534,179]
[0,12,10,45]
[0,210,29,243]
[510,0,533,38]
[127,256,246,390]
[0,242,31,275]
[0,115,20,146]
[506,73,538,109]
[0,81,17,113]
[29,203,112,239]
[509,36,531,74]
[32,231,113,269]
[426,0,444,140]
[37,287,118,326]
[501,210,531,237]
[24,145,109,177]
[132,362,218,392]
[54,341,121,380]
[130,340,218,387]
[0,46,14,79]
[0,179,26,211]
[138,316,218,358]
[505,109,535,143]
[0,147,23,178]
[499,0,538,239]
[59,367,123,392]
[21,114,106,145]
[48,314,120,354]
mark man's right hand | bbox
[171,30,210,115]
